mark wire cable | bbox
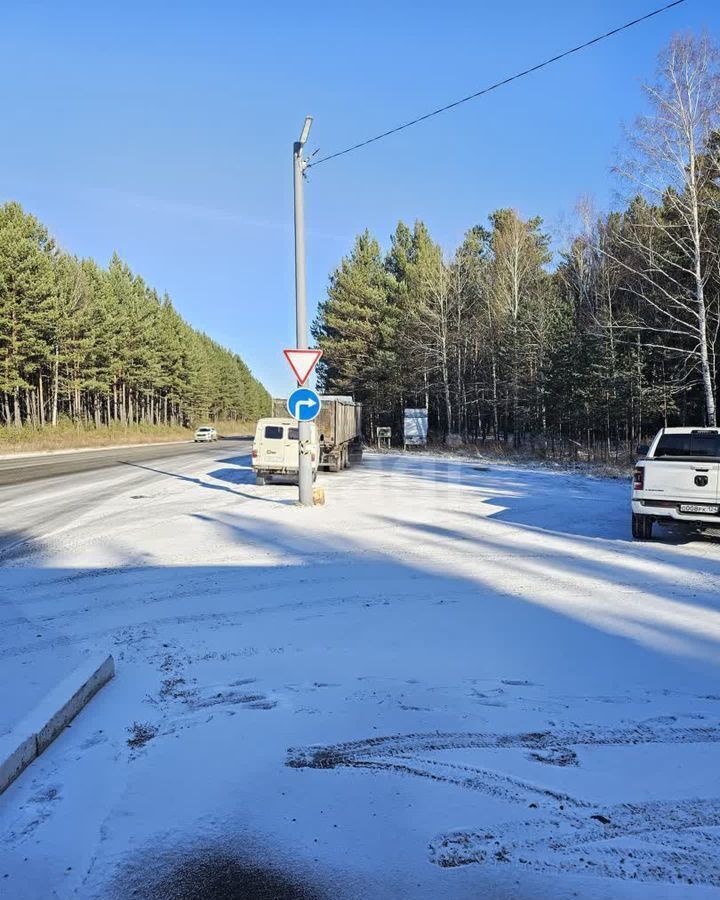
[307,0,689,169]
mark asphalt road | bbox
[0,436,254,561]
[0,435,253,487]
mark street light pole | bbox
[293,116,313,507]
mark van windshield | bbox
[655,433,720,459]
[264,425,284,440]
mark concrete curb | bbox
[0,653,115,796]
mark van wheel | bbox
[255,474,266,486]
[632,513,653,540]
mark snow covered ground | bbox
[1,447,719,899]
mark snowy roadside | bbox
[372,444,633,480]
[1,449,719,899]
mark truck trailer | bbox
[272,395,362,472]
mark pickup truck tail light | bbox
[633,467,644,490]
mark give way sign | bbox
[284,349,322,386]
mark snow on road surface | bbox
[1,448,719,899]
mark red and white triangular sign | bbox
[283,348,323,386]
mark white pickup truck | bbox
[631,427,720,540]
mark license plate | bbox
[680,504,719,514]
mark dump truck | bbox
[272,395,362,472]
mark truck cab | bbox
[251,418,319,486]
[631,427,720,539]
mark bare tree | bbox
[612,33,720,425]
[488,209,550,444]
[405,250,455,435]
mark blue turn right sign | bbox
[287,388,322,422]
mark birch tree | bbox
[613,33,720,425]
[487,209,551,445]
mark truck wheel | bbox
[329,456,341,473]
[632,513,653,540]
[255,474,266,486]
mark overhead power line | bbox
[307,0,689,169]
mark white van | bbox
[252,418,319,486]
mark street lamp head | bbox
[299,116,313,146]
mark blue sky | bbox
[2,0,719,395]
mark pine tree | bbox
[0,204,270,432]
[313,231,395,433]
[0,203,55,427]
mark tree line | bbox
[0,202,270,430]
[313,34,720,459]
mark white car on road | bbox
[631,426,720,539]
[193,426,218,442]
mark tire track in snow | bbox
[431,798,720,885]
[287,722,720,765]
[1,581,448,659]
[287,723,720,887]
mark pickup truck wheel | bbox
[632,513,653,540]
